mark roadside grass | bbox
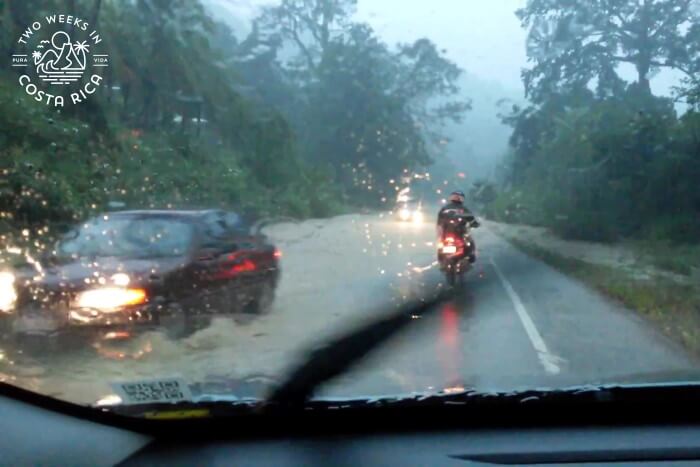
[509,238,700,356]
[630,241,700,278]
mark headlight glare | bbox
[75,287,147,312]
[0,272,17,313]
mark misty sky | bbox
[355,0,678,96]
[207,0,683,177]
[209,0,683,98]
[355,0,528,92]
[209,0,529,93]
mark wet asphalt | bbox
[319,217,696,398]
[0,214,696,403]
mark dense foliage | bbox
[488,0,700,243]
[242,0,469,204]
[0,0,467,248]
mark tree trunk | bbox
[121,83,131,120]
[6,0,31,57]
[65,0,76,32]
[636,0,652,95]
[89,0,103,29]
[637,62,652,94]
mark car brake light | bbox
[232,259,256,273]
[274,249,282,259]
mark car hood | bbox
[100,368,700,406]
[96,371,700,418]
[16,255,188,291]
[589,368,700,386]
[313,367,700,400]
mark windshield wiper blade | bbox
[265,289,455,407]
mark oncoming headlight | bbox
[0,271,17,314]
[75,287,147,312]
[399,209,411,221]
[412,211,424,224]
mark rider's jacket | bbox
[437,201,473,234]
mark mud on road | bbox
[0,213,443,405]
[0,213,694,405]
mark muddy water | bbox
[0,213,442,405]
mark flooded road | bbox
[0,213,695,405]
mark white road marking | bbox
[490,258,561,375]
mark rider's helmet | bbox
[448,191,465,204]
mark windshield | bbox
[56,217,194,260]
[1,0,700,414]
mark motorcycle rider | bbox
[437,190,479,263]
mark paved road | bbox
[0,212,695,404]
[319,216,696,398]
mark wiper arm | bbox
[265,289,454,407]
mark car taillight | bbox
[273,248,282,259]
[232,259,257,273]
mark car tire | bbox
[202,283,242,315]
[158,306,207,340]
[246,282,275,315]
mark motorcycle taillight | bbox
[444,235,464,247]
[441,234,465,257]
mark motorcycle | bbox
[437,213,479,286]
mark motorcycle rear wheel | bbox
[446,269,457,287]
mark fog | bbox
[205,0,686,182]
[2,0,700,412]
[205,0,527,182]
[355,0,528,181]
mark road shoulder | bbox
[486,220,700,357]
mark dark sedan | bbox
[1,209,281,338]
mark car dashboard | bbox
[4,391,700,467]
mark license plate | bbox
[111,377,193,405]
[442,245,458,254]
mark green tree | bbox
[518,0,698,100]
[0,0,344,241]
[257,0,357,77]
[251,0,468,203]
